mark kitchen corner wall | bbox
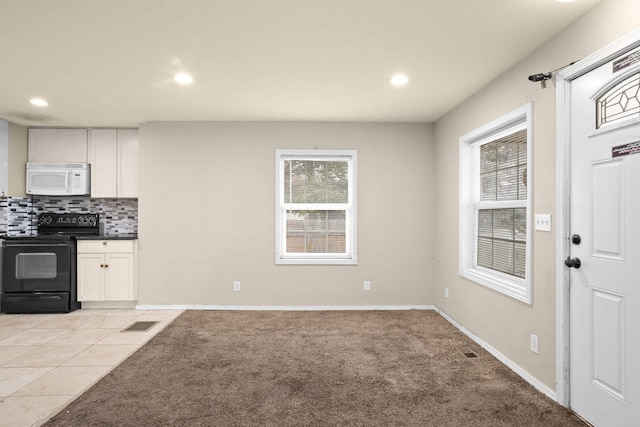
[0,197,137,236]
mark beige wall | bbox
[138,122,434,307]
[433,0,640,392]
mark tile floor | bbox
[0,308,184,427]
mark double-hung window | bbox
[275,150,357,265]
[459,104,532,304]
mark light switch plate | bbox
[534,214,552,232]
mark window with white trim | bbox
[275,150,357,265]
[459,104,532,304]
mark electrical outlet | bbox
[233,281,241,292]
[363,280,371,291]
[445,287,449,298]
[530,333,539,354]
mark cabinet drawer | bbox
[78,240,134,253]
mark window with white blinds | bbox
[476,129,527,279]
[459,104,532,304]
[275,150,357,265]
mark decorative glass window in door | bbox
[596,72,640,129]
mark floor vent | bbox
[463,351,478,358]
[122,321,158,332]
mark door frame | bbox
[555,27,640,408]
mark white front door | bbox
[568,46,640,427]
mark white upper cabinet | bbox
[88,129,118,197]
[116,129,139,198]
[28,128,88,162]
[88,128,138,198]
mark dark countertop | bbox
[76,234,138,240]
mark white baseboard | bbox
[434,307,557,401]
[136,304,436,311]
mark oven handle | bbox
[3,243,70,248]
[32,293,64,299]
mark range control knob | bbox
[39,216,53,226]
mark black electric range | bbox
[1,213,99,313]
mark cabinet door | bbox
[77,253,106,301]
[105,253,134,300]
[57,129,87,162]
[28,128,88,162]
[117,129,138,198]
[88,129,117,197]
[28,129,58,162]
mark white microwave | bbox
[26,162,91,196]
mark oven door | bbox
[1,242,72,292]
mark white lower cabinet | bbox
[77,240,136,302]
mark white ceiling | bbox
[0,0,602,128]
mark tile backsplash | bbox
[0,196,137,236]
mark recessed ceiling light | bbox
[174,73,194,85]
[30,98,48,107]
[389,74,409,87]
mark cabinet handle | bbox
[102,241,107,246]
[100,264,104,268]
[105,264,109,268]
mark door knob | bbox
[564,257,581,269]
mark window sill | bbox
[460,266,531,305]
[276,257,358,266]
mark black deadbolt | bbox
[571,234,581,245]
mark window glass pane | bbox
[480,144,497,174]
[479,129,527,201]
[493,209,514,240]
[514,208,527,241]
[497,141,518,169]
[493,240,515,275]
[518,140,527,165]
[514,242,526,278]
[517,166,527,200]
[286,210,346,254]
[477,238,493,269]
[477,208,526,279]
[284,160,349,204]
[497,167,518,200]
[480,173,497,201]
[478,210,493,238]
